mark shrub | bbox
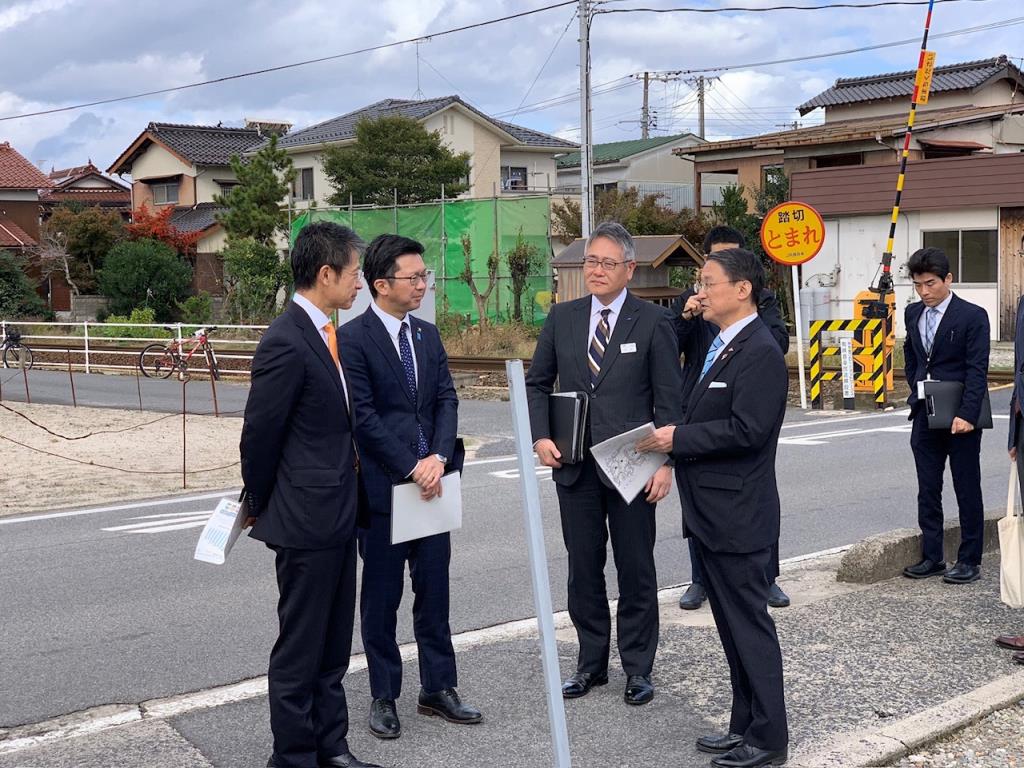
[91,307,170,339]
[177,292,213,325]
[98,239,192,321]
[0,249,50,319]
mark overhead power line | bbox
[0,0,578,122]
[597,0,991,13]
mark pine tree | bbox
[215,134,295,245]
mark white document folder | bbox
[194,497,248,565]
[390,472,463,545]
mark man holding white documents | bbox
[339,234,481,741]
[526,221,682,706]
[638,248,788,768]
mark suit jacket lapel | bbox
[410,316,432,408]
[572,299,592,385]
[364,309,416,406]
[908,303,927,362]
[592,292,640,389]
[685,319,757,417]
[290,302,347,406]
[927,294,959,360]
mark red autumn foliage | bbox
[126,204,201,256]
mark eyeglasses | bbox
[388,271,432,286]
[583,257,630,271]
[694,279,740,292]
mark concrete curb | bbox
[837,508,1004,584]
[789,670,1024,767]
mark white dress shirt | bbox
[292,292,349,406]
[917,291,953,352]
[706,311,759,370]
[370,299,418,383]
[588,289,629,352]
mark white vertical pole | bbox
[578,0,592,238]
[506,359,572,768]
[792,264,808,409]
[83,321,91,375]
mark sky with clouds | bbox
[0,0,1021,175]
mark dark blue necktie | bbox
[399,321,430,459]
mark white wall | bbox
[499,150,557,192]
[131,147,191,180]
[194,166,237,204]
[800,208,1000,339]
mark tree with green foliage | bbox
[0,250,49,318]
[505,228,544,324]
[460,233,499,330]
[222,238,292,324]
[323,116,471,206]
[552,187,710,246]
[41,205,124,293]
[98,239,192,321]
[215,134,295,246]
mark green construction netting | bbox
[290,196,552,324]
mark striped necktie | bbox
[588,308,611,387]
[700,335,724,381]
[924,307,939,354]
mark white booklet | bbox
[590,422,668,504]
[194,497,248,564]
[391,472,463,545]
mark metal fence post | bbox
[83,321,91,374]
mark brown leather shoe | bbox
[995,635,1024,651]
[1013,651,1024,665]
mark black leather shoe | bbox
[561,670,608,698]
[903,559,946,579]
[711,744,788,767]
[417,687,482,724]
[943,562,981,584]
[319,753,383,768]
[679,583,706,610]
[368,698,400,739]
[624,674,654,705]
[767,582,790,608]
[697,732,745,754]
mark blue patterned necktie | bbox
[924,307,939,354]
[700,335,724,381]
[588,308,611,387]
[398,321,430,459]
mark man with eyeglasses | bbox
[527,221,682,707]
[339,234,482,742]
[670,226,791,612]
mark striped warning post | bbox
[808,319,884,409]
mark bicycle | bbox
[139,326,220,381]
[1,326,34,370]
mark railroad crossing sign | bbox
[760,201,826,267]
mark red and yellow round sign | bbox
[759,201,826,266]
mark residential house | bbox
[41,162,131,219]
[554,133,733,210]
[272,96,578,207]
[680,55,1024,213]
[107,121,275,293]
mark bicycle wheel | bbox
[139,343,175,379]
[3,343,32,370]
[205,346,221,380]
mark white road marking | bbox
[489,467,551,480]
[780,423,913,446]
[782,409,909,429]
[102,513,212,534]
[0,491,236,526]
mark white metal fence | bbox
[0,320,268,376]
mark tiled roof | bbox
[0,142,52,190]
[556,133,702,169]
[149,123,264,165]
[40,188,131,206]
[49,162,100,184]
[170,203,225,234]
[798,55,1024,115]
[0,217,36,247]
[276,95,577,150]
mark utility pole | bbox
[697,75,706,139]
[579,0,593,237]
[630,70,682,139]
[642,71,650,139]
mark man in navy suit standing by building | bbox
[339,235,482,742]
[240,222,380,768]
[902,247,990,584]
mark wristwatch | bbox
[435,453,448,465]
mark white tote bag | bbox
[999,461,1024,609]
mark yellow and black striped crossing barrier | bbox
[808,319,890,409]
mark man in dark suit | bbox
[240,222,380,768]
[339,235,481,741]
[526,221,682,706]
[670,226,790,611]
[639,247,789,768]
[902,246,990,584]
[996,294,1024,660]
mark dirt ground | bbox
[0,402,242,518]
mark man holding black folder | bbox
[339,235,482,741]
[526,221,682,707]
[902,247,990,585]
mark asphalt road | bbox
[0,381,1017,729]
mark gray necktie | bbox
[924,307,939,354]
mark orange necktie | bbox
[323,322,340,367]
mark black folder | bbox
[923,381,993,430]
[549,392,589,464]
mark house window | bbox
[151,182,179,205]
[813,153,863,169]
[921,229,998,283]
[293,168,314,201]
[761,164,785,187]
[501,166,529,191]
